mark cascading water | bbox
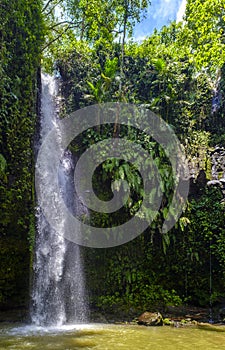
[31,73,88,326]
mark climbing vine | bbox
[0,0,44,308]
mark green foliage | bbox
[184,0,225,72]
[57,10,225,311]
[97,286,182,310]
[87,57,119,102]
[42,0,151,69]
[184,187,225,304]
[0,0,44,308]
[1,0,225,315]
[64,0,150,42]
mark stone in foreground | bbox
[138,312,163,326]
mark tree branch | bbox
[42,0,63,14]
[48,20,78,30]
[112,29,123,34]
[42,33,64,51]
[42,24,78,51]
[42,0,54,13]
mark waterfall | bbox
[31,73,88,326]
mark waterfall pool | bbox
[1,323,225,349]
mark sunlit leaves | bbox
[184,0,225,72]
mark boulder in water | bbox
[138,312,163,326]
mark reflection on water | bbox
[1,324,225,350]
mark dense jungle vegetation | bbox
[0,0,225,316]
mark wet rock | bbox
[207,180,223,187]
[197,322,225,332]
[138,312,163,326]
[91,312,108,323]
[219,307,225,321]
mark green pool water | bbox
[1,323,225,350]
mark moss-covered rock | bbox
[138,312,163,326]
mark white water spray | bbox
[31,73,88,326]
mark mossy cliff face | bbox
[57,41,225,313]
[0,0,44,311]
[0,238,30,309]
